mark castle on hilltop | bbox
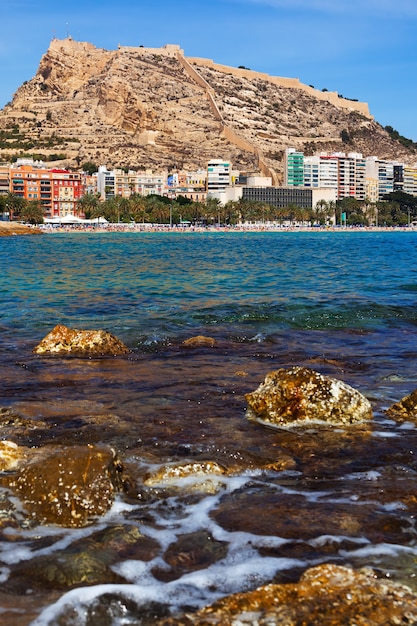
[51,38,372,121]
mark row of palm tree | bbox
[77,194,336,226]
[2,189,417,227]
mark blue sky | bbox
[2,0,417,142]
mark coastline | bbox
[0,222,42,237]
[1,221,416,236]
[39,223,416,234]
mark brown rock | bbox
[144,461,226,494]
[153,531,228,582]
[0,441,26,471]
[182,335,216,347]
[33,324,129,356]
[245,366,372,428]
[6,444,129,527]
[386,388,417,421]
[165,563,417,625]
[0,223,42,237]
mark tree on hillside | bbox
[82,161,98,175]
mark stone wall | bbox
[188,57,372,119]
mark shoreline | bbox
[39,224,417,234]
[0,222,42,237]
[1,221,416,236]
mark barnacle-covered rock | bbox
[165,563,417,625]
[144,461,226,494]
[245,366,372,428]
[0,440,27,471]
[386,388,417,421]
[33,324,129,356]
[6,444,130,527]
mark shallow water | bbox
[2,231,417,624]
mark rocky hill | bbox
[0,38,415,182]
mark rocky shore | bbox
[0,222,41,236]
[2,325,417,624]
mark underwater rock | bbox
[0,441,26,471]
[161,563,417,625]
[245,366,372,428]
[182,335,216,347]
[33,324,129,356]
[152,530,229,582]
[386,388,417,421]
[5,444,129,527]
[3,524,159,592]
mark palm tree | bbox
[128,193,148,223]
[21,199,44,224]
[205,197,222,225]
[3,192,27,221]
[77,193,101,219]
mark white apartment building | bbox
[403,166,417,196]
[207,160,232,194]
[285,149,401,201]
[303,155,338,191]
[96,167,167,199]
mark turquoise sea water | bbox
[3,230,417,339]
[2,231,417,624]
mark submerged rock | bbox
[4,524,159,592]
[182,335,216,347]
[162,563,417,625]
[245,366,372,428]
[386,388,417,421]
[153,530,228,582]
[5,444,130,527]
[33,324,129,356]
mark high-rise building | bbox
[377,161,394,199]
[284,149,304,187]
[404,165,417,196]
[207,160,231,194]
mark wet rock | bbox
[153,531,228,582]
[182,335,216,347]
[161,563,417,625]
[0,441,26,471]
[4,444,130,527]
[4,524,159,592]
[144,460,226,494]
[33,324,129,356]
[0,407,48,444]
[245,366,372,428]
[386,388,417,421]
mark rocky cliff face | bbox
[0,38,414,178]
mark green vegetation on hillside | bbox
[384,125,417,151]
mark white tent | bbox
[44,214,86,224]
[44,214,108,225]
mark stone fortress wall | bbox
[52,39,371,120]
[186,57,372,119]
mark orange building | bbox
[10,163,84,218]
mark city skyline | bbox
[2,0,417,142]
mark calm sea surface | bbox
[2,230,417,624]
